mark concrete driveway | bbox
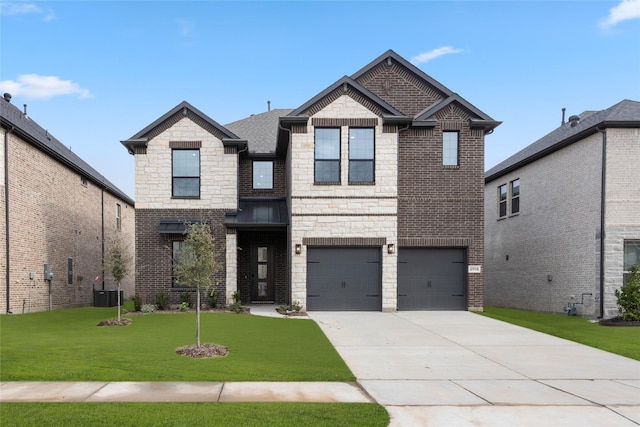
[308,311,640,427]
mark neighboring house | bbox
[1,93,135,314]
[122,50,499,311]
[484,99,640,319]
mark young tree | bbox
[615,264,640,321]
[106,233,133,322]
[172,222,220,346]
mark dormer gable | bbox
[413,93,501,132]
[121,101,246,154]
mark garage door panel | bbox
[398,248,466,310]
[307,248,381,311]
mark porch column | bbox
[225,230,237,305]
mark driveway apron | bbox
[308,311,640,427]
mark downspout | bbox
[4,125,14,313]
[101,178,105,290]
[596,125,606,319]
[278,122,292,305]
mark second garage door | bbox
[307,247,381,311]
[398,248,467,310]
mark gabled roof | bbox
[285,75,410,122]
[350,49,453,99]
[225,109,293,155]
[121,101,246,153]
[1,97,134,205]
[485,99,640,183]
[413,93,501,131]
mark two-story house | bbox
[122,50,500,311]
[484,99,640,319]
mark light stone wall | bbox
[135,117,237,210]
[603,128,640,318]
[225,232,237,304]
[290,95,399,311]
[484,133,602,317]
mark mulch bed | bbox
[97,318,132,326]
[599,317,640,327]
[176,343,228,358]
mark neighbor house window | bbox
[253,161,273,189]
[498,184,507,218]
[442,131,459,166]
[314,128,340,183]
[348,128,374,183]
[172,149,200,197]
[116,204,121,230]
[511,179,520,214]
[623,240,640,284]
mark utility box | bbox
[107,290,124,307]
[94,290,109,307]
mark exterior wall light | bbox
[295,244,302,255]
[387,243,395,254]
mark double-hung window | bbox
[314,128,340,183]
[253,161,273,189]
[498,184,507,218]
[172,240,184,287]
[172,149,200,197]
[442,131,459,166]
[116,204,121,230]
[510,179,520,214]
[348,128,374,183]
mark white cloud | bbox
[411,46,464,65]
[0,2,56,21]
[599,0,640,29]
[0,74,93,99]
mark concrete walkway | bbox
[308,311,640,427]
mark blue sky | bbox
[2,0,639,199]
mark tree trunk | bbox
[117,282,121,321]
[196,286,201,347]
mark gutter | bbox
[4,125,14,313]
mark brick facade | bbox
[1,121,135,313]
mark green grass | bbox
[478,306,640,360]
[0,307,355,382]
[0,403,390,427]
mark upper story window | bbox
[442,131,459,166]
[314,128,340,183]
[498,184,507,218]
[253,161,273,189]
[172,149,200,198]
[348,128,374,183]
[116,204,121,230]
[511,179,520,214]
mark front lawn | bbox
[0,307,355,382]
[478,306,640,361]
[0,403,390,427]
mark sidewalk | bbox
[0,381,372,403]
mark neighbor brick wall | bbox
[1,129,135,313]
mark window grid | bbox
[511,179,520,214]
[172,149,200,198]
[498,184,507,218]
[314,128,341,183]
[253,161,274,189]
[442,131,459,166]
[348,128,375,184]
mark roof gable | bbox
[414,93,501,131]
[121,101,245,153]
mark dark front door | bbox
[306,247,381,311]
[398,248,467,310]
[251,245,274,303]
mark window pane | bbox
[315,160,340,182]
[624,240,640,270]
[511,179,520,197]
[349,128,374,160]
[315,128,340,159]
[499,201,507,217]
[253,161,273,189]
[173,150,199,176]
[499,184,507,201]
[443,132,458,166]
[349,160,374,182]
[258,247,268,263]
[173,177,200,197]
[511,197,520,214]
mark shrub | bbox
[230,290,243,314]
[155,291,170,310]
[132,295,142,312]
[208,288,219,309]
[179,291,192,308]
[615,264,640,321]
[141,304,155,313]
[179,301,190,312]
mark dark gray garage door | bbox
[307,247,381,311]
[398,248,466,310]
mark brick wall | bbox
[1,129,135,313]
[239,157,286,197]
[135,208,226,307]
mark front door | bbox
[251,245,274,303]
